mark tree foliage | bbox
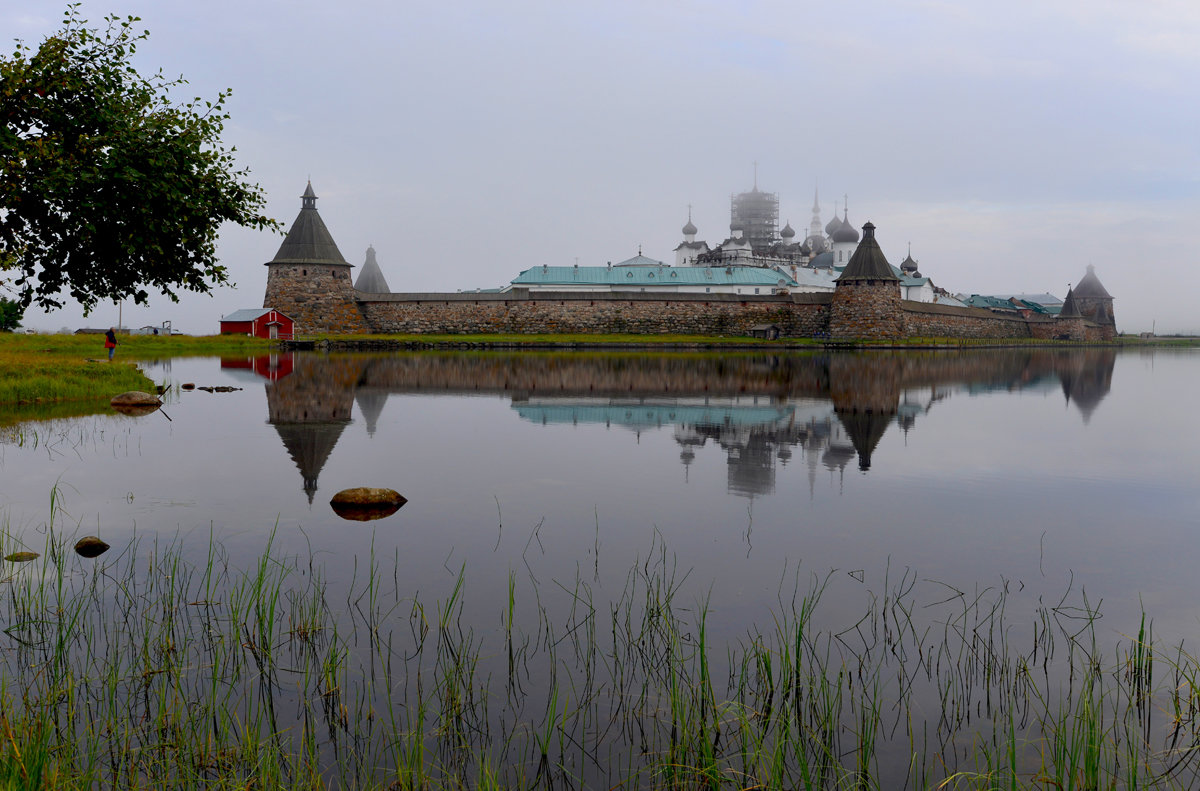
[0,297,23,331]
[0,5,279,313]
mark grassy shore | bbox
[0,333,273,425]
[0,518,1195,790]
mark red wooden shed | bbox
[220,308,295,339]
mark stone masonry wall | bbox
[359,292,832,336]
[901,302,1111,342]
[901,302,1033,339]
[828,282,903,339]
[265,263,369,334]
[266,285,1111,341]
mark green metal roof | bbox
[512,265,798,287]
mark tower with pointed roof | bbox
[264,182,368,333]
[1071,265,1114,330]
[1054,286,1087,340]
[829,221,903,339]
[355,245,391,293]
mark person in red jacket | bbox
[104,328,117,361]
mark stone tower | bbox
[828,222,902,340]
[1071,265,1115,331]
[263,182,368,333]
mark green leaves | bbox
[0,5,280,313]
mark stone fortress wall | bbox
[263,185,1115,343]
[340,290,1112,342]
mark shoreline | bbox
[280,334,1169,352]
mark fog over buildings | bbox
[7,0,1199,334]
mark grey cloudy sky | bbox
[7,0,1199,334]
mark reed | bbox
[0,517,1196,789]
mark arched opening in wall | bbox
[302,269,307,276]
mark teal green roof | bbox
[512,265,798,288]
[515,402,796,429]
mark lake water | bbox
[2,346,1198,785]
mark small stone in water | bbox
[5,552,39,563]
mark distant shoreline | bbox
[277,333,1187,352]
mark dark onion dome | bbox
[799,238,812,255]
[900,252,919,272]
[831,220,860,244]
[836,222,898,281]
[682,219,697,236]
[1073,265,1112,298]
[805,234,827,254]
[825,214,845,236]
[780,221,796,239]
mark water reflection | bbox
[222,349,1116,500]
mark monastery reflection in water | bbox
[222,349,1115,501]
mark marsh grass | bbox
[0,519,1196,789]
[0,333,266,423]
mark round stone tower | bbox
[829,221,902,340]
[263,182,368,334]
[1071,264,1115,332]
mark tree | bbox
[0,297,23,331]
[0,5,279,313]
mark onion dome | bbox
[682,218,697,236]
[832,221,860,244]
[780,221,796,239]
[799,238,812,255]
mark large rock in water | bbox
[330,488,407,521]
[110,391,162,416]
[75,536,110,558]
[110,391,161,406]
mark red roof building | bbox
[220,308,295,339]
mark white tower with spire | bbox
[674,205,709,266]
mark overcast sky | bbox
[6,0,1199,334]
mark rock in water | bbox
[75,536,110,558]
[110,391,162,406]
[330,487,407,521]
[5,552,38,563]
[110,390,162,416]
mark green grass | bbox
[0,514,1196,790]
[0,332,272,358]
[0,333,272,420]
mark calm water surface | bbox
[1,347,1197,783]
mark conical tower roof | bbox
[272,421,349,504]
[1073,265,1111,298]
[267,182,350,266]
[836,222,898,281]
[1059,287,1082,318]
[836,410,892,471]
[354,245,391,293]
